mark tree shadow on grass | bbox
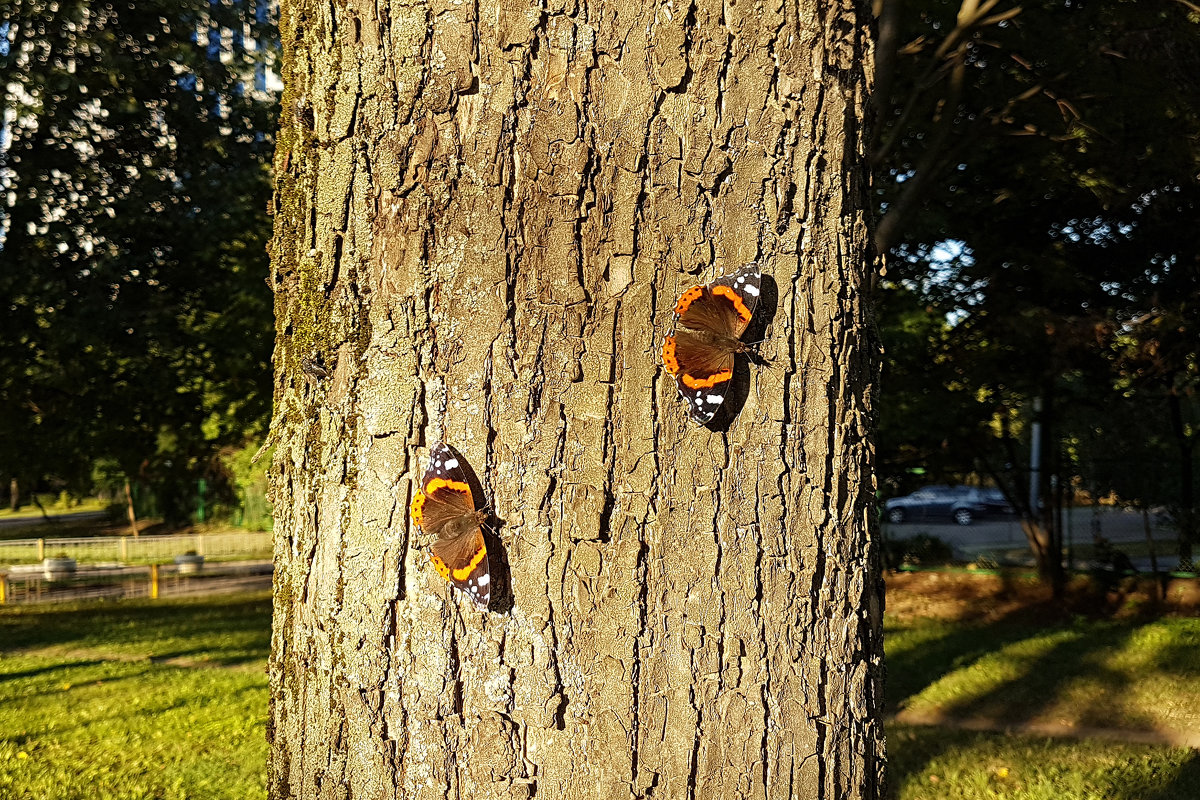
[0,594,271,666]
[2,666,157,707]
[887,611,1200,798]
[1138,750,1200,800]
[885,617,1038,709]
[0,659,107,683]
[915,619,1197,732]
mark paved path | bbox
[886,506,1165,547]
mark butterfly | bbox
[410,443,490,608]
[661,263,763,424]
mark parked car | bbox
[884,486,1015,526]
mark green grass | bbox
[0,513,122,543]
[0,496,109,525]
[0,593,270,800]
[888,725,1200,799]
[3,584,1199,799]
[887,616,1200,735]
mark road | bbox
[883,506,1180,570]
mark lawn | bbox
[0,593,270,800]
[0,496,109,525]
[887,616,1200,736]
[1,580,1198,799]
[889,725,1200,800]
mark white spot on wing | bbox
[743,284,760,296]
[444,458,459,469]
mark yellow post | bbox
[37,539,45,560]
[0,573,8,605]
[120,537,128,562]
[149,563,159,599]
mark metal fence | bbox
[0,531,273,566]
[0,560,273,605]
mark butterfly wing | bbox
[710,263,761,337]
[430,527,489,608]
[410,442,476,537]
[665,327,735,423]
[663,265,761,424]
[410,443,490,608]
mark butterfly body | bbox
[410,443,491,608]
[662,264,762,423]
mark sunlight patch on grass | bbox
[888,617,1200,735]
[0,497,108,523]
[900,627,1084,716]
[888,724,1200,800]
[0,592,270,800]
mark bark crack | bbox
[629,528,651,793]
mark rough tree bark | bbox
[267,0,884,797]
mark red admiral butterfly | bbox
[410,443,490,608]
[662,263,762,423]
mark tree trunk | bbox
[1014,390,1064,595]
[1143,507,1164,600]
[267,0,884,798]
[124,477,139,538]
[1168,391,1196,570]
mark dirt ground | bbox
[885,569,1200,623]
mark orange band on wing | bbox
[681,368,733,389]
[428,540,486,582]
[673,286,704,315]
[451,541,487,581]
[412,478,471,528]
[711,285,753,322]
[424,478,471,496]
[662,337,679,375]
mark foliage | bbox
[183,440,274,531]
[0,0,278,518]
[874,0,1200,573]
[221,440,273,531]
[885,533,956,567]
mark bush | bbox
[886,534,955,568]
[224,441,273,531]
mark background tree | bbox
[0,0,278,519]
[1107,302,1200,568]
[874,0,1200,582]
[266,0,884,796]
